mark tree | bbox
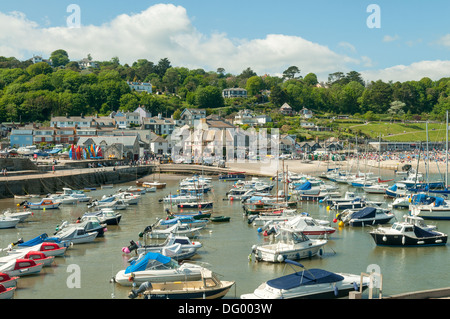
[388,100,406,119]
[270,85,289,107]
[50,49,70,67]
[283,66,301,80]
[245,76,263,96]
[156,58,171,78]
[303,73,318,86]
[26,62,53,77]
[195,86,224,108]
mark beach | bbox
[226,158,449,177]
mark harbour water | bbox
[0,172,449,299]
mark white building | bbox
[127,81,152,93]
[222,88,247,98]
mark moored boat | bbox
[0,272,19,289]
[336,207,395,227]
[113,252,205,286]
[241,259,369,299]
[210,216,230,222]
[0,284,15,299]
[251,228,327,263]
[0,216,20,229]
[0,258,44,277]
[24,198,61,210]
[369,221,448,247]
[128,268,235,299]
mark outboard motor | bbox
[128,281,153,299]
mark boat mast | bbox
[446,110,448,189]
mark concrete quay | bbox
[0,164,155,199]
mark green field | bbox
[338,121,448,142]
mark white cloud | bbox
[383,35,399,42]
[360,60,450,82]
[435,34,450,47]
[0,4,360,80]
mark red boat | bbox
[23,251,55,267]
[0,258,43,277]
[0,284,15,299]
[0,272,19,288]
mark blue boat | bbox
[14,233,71,247]
[340,207,395,227]
[219,172,246,181]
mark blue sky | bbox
[1,1,450,82]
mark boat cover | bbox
[351,207,376,220]
[295,182,311,191]
[413,226,443,238]
[267,269,344,290]
[125,252,171,274]
[18,233,51,246]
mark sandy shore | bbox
[226,159,450,177]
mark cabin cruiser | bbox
[251,227,327,263]
[241,259,369,299]
[369,220,447,246]
[336,207,394,227]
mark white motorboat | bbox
[113,191,140,205]
[2,210,32,222]
[249,209,298,227]
[251,228,327,263]
[113,252,205,286]
[241,259,369,299]
[410,196,450,220]
[142,221,205,239]
[390,195,413,209]
[51,226,98,244]
[0,216,20,229]
[272,215,336,239]
[62,188,92,202]
[124,234,203,260]
[88,199,129,210]
[161,194,201,204]
[46,193,79,205]
[363,183,389,194]
[0,258,43,277]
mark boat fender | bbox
[382,236,387,242]
[277,255,285,262]
[257,227,263,233]
[319,248,323,256]
[334,285,339,296]
[402,236,405,245]
[353,282,358,291]
[263,230,268,236]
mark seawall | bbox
[0,165,155,199]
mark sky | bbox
[1,0,450,83]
